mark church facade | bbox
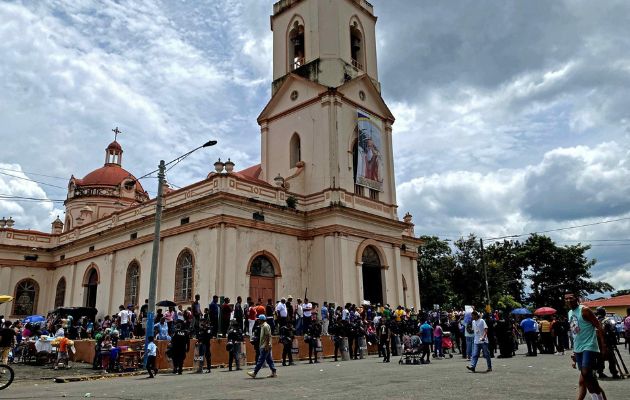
[0,0,422,319]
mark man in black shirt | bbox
[171,322,190,375]
[196,320,212,373]
[0,320,16,364]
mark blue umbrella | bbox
[22,315,45,324]
[510,308,531,315]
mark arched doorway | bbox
[84,267,99,308]
[362,246,383,305]
[249,254,276,303]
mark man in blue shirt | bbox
[321,302,329,335]
[419,320,433,364]
[520,316,538,356]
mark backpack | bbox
[466,321,474,334]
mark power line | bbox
[0,166,68,181]
[0,171,66,189]
[483,216,630,241]
[0,194,65,203]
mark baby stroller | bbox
[399,334,422,365]
[441,332,454,358]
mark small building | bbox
[582,294,630,317]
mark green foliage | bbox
[612,289,630,297]
[523,234,614,314]
[417,235,456,309]
[416,233,612,313]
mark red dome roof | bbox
[107,140,123,151]
[76,165,145,192]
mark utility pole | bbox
[480,238,491,313]
[144,159,165,365]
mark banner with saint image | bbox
[356,110,384,191]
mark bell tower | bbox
[271,0,380,92]
[259,0,397,220]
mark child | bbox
[146,336,158,378]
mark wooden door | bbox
[249,276,275,302]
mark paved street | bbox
[2,348,629,399]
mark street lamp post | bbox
[143,140,217,365]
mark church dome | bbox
[77,165,144,192]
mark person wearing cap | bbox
[247,315,277,379]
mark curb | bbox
[54,370,148,383]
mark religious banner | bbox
[356,110,384,191]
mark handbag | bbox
[304,334,311,344]
[226,341,234,352]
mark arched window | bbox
[362,246,381,267]
[175,250,194,302]
[125,261,140,307]
[350,21,364,70]
[54,278,66,309]
[288,20,305,71]
[250,255,275,277]
[12,279,39,316]
[290,133,301,168]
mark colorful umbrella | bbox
[510,307,531,315]
[22,315,46,324]
[534,307,557,316]
[0,295,13,304]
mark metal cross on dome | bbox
[112,126,122,141]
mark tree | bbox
[523,234,613,313]
[484,240,526,309]
[612,289,630,297]
[417,236,456,309]
[452,234,486,308]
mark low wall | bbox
[71,336,379,370]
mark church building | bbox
[0,0,422,319]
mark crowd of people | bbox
[1,293,629,390]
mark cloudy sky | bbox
[1,0,629,291]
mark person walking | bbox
[565,293,607,400]
[170,322,190,375]
[145,336,159,378]
[247,315,277,379]
[466,311,492,373]
[196,319,212,373]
